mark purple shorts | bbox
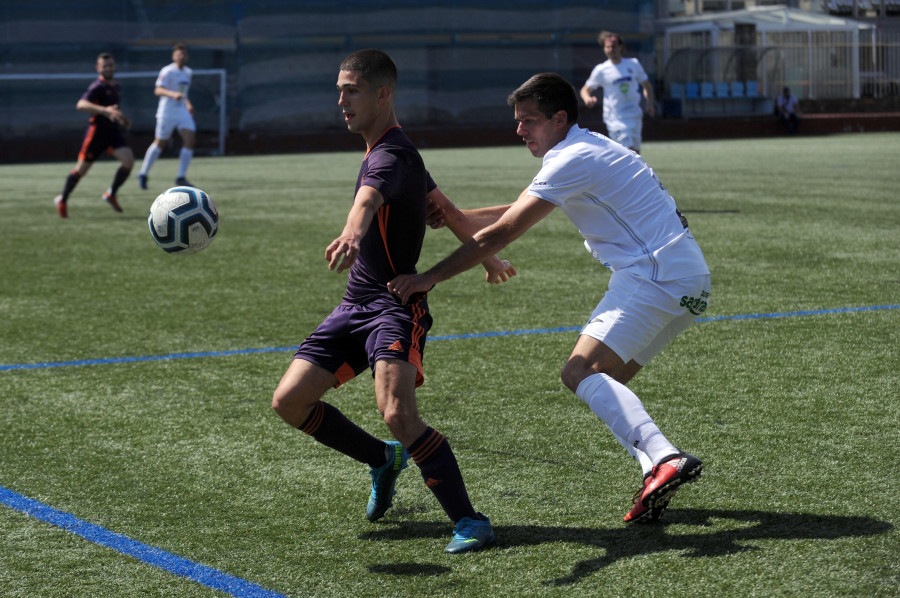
[78,123,128,162]
[294,296,432,388]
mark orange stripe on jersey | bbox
[377,205,398,276]
[78,124,97,161]
[364,125,401,159]
[409,429,444,464]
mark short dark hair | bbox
[507,72,579,125]
[339,48,397,91]
[173,43,187,53]
[599,31,624,47]
[97,52,114,62]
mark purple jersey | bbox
[81,77,123,131]
[344,126,436,304]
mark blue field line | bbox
[0,486,288,598]
[2,304,898,372]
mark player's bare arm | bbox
[427,188,516,284]
[388,193,555,303]
[155,85,184,101]
[327,185,384,273]
[641,80,656,117]
[76,99,128,126]
[580,84,599,108]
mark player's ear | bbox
[377,85,392,104]
[554,110,567,127]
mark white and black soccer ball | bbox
[148,186,218,255]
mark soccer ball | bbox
[148,186,218,255]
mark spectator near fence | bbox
[775,87,801,135]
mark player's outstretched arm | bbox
[427,188,516,283]
[580,84,599,108]
[389,193,555,304]
[326,185,384,273]
[76,100,128,126]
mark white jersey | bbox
[584,57,648,131]
[154,63,193,119]
[526,126,709,281]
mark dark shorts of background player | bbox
[78,123,128,162]
[294,295,432,389]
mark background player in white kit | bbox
[580,31,655,153]
[138,43,196,188]
[389,72,709,524]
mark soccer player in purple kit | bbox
[271,49,513,554]
[53,53,134,219]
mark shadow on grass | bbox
[361,509,893,585]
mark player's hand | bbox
[387,274,434,305]
[325,236,359,273]
[425,198,446,229]
[484,258,516,284]
[106,104,125,124]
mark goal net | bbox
[0,69,226,156]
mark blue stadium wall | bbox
[0,0,657,160]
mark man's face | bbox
[96,57,116,81]
[173,48,188,67]
[336,70,382,136]
[514,98,567,158]
[603,37,623,62]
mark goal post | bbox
[0,69,227,156]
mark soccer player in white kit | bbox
[388,72,709,523]
[138,43,196,189]
[580,32,655,153]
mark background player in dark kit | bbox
[53,53,134,218]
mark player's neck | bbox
[363,112,399,150]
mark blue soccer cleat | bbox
[137,173,148,190]
[366,441,408,522]
[445,513,495,554]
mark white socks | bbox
[139,142,162,176]
[575,373,678,468]
[140,145,193,181]
[178,148,193,179]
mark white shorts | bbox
[155,109,196,140]
[606,121,643,150]
[581,270,711,366]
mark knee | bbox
[271,387,306,426]
[271,388,289,419]
[560,365,580,393]
[380,404,404,433]
[380,403,422,444]
[561,357,603,394]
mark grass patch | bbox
[1,133,899,597]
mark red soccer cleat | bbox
[103,190,123,212]
[54,195,68,219]
[631,453,702,519]
[624,485,676,523]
